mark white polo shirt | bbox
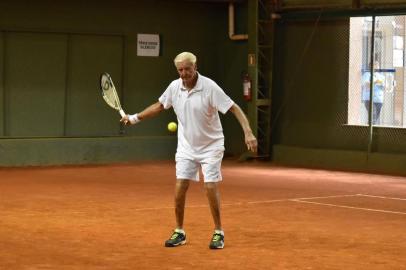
[159,73,234,154]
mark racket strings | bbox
[101,74,122,111]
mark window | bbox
[348,16,404,127]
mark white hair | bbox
[174,52,197,65]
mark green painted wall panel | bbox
[5,32,67,137]
[0,32,3,136]
[273,144,406,175]
[66,34,123,136]
[0,136,176,166]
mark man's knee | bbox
[176,179,190,188]
[204,182,219,192]
[175,180,190,198]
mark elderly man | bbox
[121,52,257,249]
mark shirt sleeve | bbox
[210,82,234,114]
[158,82,174,109]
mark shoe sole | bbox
[165,240,186,247]
[209,243,224,249]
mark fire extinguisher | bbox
[243,73,252,101]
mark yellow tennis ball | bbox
[168,122,177,132]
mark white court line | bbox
[357,194,406,201]
[132,193,406,216]
[245,198,294,205]
[133,203,245,211]
[245,194,360,205]
[291,199,406,216]
[132,194,358,211]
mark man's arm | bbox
[228,103,258,152]
[120,101,164,125]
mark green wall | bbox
[0,0,249,166]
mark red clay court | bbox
[0,160,405,269]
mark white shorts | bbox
[175,150,224,183]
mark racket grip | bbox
[119,109,126,118]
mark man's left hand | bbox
[245,132,258,153]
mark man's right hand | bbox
[120,113,140,125]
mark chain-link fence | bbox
[272,13,406,158]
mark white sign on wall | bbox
[137,34,160,57]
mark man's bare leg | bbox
[204,182,222,230]
[165,179,190,247]
[205,182,224,249]
[175,179,190,229]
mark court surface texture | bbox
[0,160,405,270]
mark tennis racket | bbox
[100,72,126,117]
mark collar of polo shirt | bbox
[181,72,203,92]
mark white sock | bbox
[175,228,185,234]
[214,229,224,236]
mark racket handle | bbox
[119,109,126,118]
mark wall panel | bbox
[66,34,123,136]
[0,32,4,136]
[5,32,67,137]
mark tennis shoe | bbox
[165,230,186,247]
[209,232,224,249]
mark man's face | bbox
[176,60,197,85]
